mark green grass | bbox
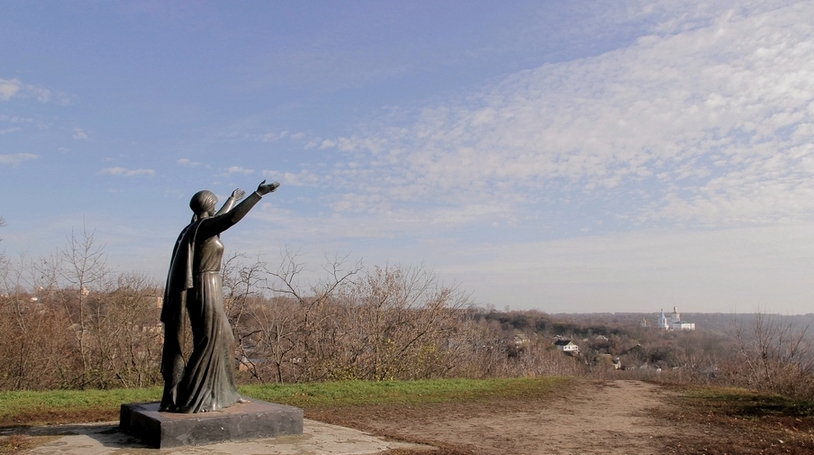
[241,376,570,408]
[0,377,569,426]
[0,387,163,424]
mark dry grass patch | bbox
[654,384,814,454]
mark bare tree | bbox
[227,253,489,383]
[222,252,278,382]
[308,263,472,381]
[728,312,814,398]
[28,225,110,388]
[260,249,362,382]
[222,252,266,349]
[0,253,75,389]
[90,272,163,388]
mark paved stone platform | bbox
[10,419,434,454]
[120,399,303,448]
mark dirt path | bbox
[323,380,687,455]
[6,380,715,455]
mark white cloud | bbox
[261,131,289,142]
[319,139,337,149]
[0,153,39,165]
[430,203,515,227]
[312,2,814,229]
[34,87,51,103]
[224,166,254,175]
[0,78,50,102]
[304,138,321,149]
[72,128,88,140]
[261,169,321,186]
[0,115,33,123]
[330,193,390,214]
[177,158,200,167]
[0,127,22,135]
[100,167,155,177]
[0,79,21,100]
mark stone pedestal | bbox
[119,399,303,448]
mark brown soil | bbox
[311,379,814,455]
[5,379,814,454]
[311,380,682,454]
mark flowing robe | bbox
[160,192,262,412]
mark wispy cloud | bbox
[0,79,21,100]
[0,78,51,102]
[177,158,200,167]
[0,153,39,165]
[261,169,320,186]
[310,2,814,230]
[0,114,34,123]
[261,131,289,142]
[224,166,254,175]
[72,128,88,140]
[99,167,155,177]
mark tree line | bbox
[1,224,812,400]
[0,229,579,390]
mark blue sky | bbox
[2,1,814,314]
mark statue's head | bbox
[189,190,218,216]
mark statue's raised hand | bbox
[256,180,280,196]
[230,188,246,201]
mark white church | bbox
[657,306,695,331]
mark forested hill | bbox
[478,310,814,339]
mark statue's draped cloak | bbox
[160,192,261,413]
[163,221,199,321]
[159,220,199,410]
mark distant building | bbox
[553,339,580,354]
[657,309,669,329]
[657,306,695,331]
[672,321,696,330]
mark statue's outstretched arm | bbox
[198,181,279,237]
[216,188,246,215]
[256,180,280,196]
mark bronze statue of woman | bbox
[159,180,279,413]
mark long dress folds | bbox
[160,192,262,413]
[172,261,240,412]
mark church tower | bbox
[669,306,680,326]
[657,309,668,330]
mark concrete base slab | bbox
[119,399,303,448]
[12,420,435,455]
